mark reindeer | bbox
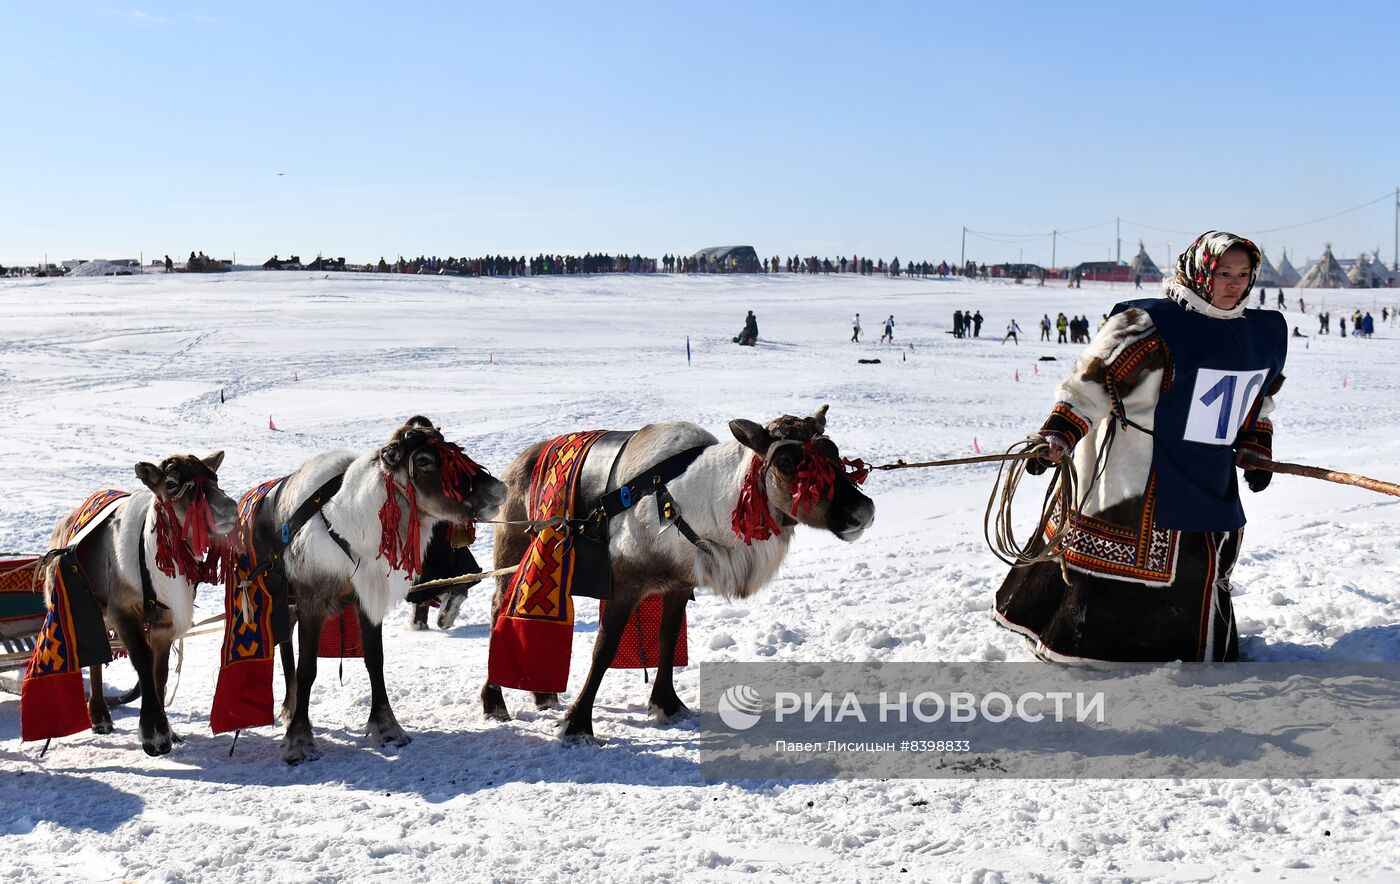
[481,405,875,741]
[46,453,238,756]
[270,417,505,764]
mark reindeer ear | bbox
[380,443,403,469]
[729,419,773,454]
[201,451,225,473]
[135,462,163,491]
[810,404,829,434]
[404,415,434,430]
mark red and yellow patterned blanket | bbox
[21,489,128,741]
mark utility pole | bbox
[1116,217,1121,264]
[1051,230,1057,268]
[960,226,966,269]
[1393,186,1398,272]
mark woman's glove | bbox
[1026,435,1071,476]
[1236,449,1273,493]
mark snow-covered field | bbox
[2,271,1398,882]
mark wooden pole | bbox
[1240,455,1400,498]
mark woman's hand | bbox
[1026,435,1071,475]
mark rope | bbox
[981,437,1078,569]
[408,564,521,594]
[165,638,184,707]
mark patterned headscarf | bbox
[1163,230,1260,320]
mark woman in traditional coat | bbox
[995,231,1287,662]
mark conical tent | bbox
[1277,249,1302,286]
[1296,244,1350,288]
[1346,253,1375,287]
[1370,250,1394,287]
[1127,241,1162,281]
[1254,250,1284,287]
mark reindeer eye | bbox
[164,478,179,494]
[413,452,436,471]
[773,452,800,476]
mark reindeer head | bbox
[729,404,875,542]
[134,452,239,539]
[378,416,506,524]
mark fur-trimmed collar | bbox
[1162,277,1246,320]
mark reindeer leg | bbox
[410,602,429,631]
[533,691,560,710]
[648,590,691,724]
[88,664,114,734]
[281,612,324,764]
[148,626,181,743]
[561,593,641,744]
[278,640,297,726]
[111,612,171,756]
[481,575,513,722]
[360,606,411,749]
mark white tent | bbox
[1128,241,1162,281]
[1347,254,1377,287]
[1276,249,1302,287]
[1296,244,1350,288]
[1254,250,1284,288]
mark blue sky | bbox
[3,1,1398,269]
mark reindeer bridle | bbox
[377,424,489,579]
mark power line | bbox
[1244,191,1395,235]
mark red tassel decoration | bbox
[154,495,209,584]
[790,441,836,515]
[731,456,782,545]
[376,471,424,580]
[401,483,422,580]
[377,471,404,570]
[841,457,871,485]
[429,437,482,503]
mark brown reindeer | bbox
[269,417,505,763]
[482,406,875,741]
[46,453,238,755]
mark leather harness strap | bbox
[587,444,714,553]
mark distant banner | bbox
[698,663,1400,780]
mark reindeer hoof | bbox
[140,718,174,756]
[90,719,114,735]
[481,684,511,722]
[407,619,428,632]
[367,715,412,749]
[533,692,560,710]
[648,699,692,725]
[281,730,321,765]
[436,594,467,630]
[560,715,600,745]
[142,733,173,757]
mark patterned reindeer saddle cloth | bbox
[487,431,688,694]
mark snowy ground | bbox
[1,271,1398,882]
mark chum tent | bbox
[1254,250,1284,288]
[1276,249,1302,287]
[1296,244,1350,289]
[1127,242,1162,282]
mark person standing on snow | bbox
[1002,318,1022,345]
[973,310,984,337]
[995,230,1286,662]
[1040,314,1052,341]
[880,315,895,343]
[851,313,862,342]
